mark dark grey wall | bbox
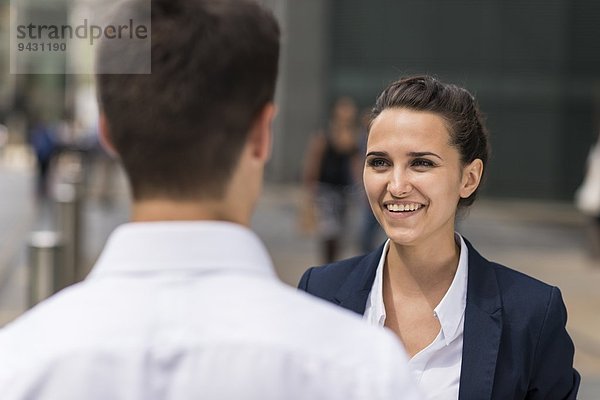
[328,0,600,200]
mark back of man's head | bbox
[96,0,280,201]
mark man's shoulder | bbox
[261,279,404,358]
[0,273,401,369]
[0,275,418,400]
[252,283,417,397]
[0,282,92,355]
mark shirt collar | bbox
[364,240,389,326]
[434,234,469,346]
[365,233,469,346]
[89,221,276,279]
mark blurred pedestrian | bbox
[29,119,58,197]
[300,75,580,398]
[303,96,361,263]
[0,1,421,400]
[575,131,600,259]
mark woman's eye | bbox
[411,158,435,168]
[367,158,389,168]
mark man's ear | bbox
[460,158,484,199]
[98,112,118,157]
[247,102,276,161]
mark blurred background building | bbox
[1,0,599,396]
[269,0,600,200]
[2,0,599,194]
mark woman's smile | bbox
[382,201,427,219]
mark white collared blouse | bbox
[364,234,469,400]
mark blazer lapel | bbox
[333,245,383,315]
[459,240,503,400]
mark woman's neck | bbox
[385,234,460,299]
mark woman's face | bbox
[364,107,482,247]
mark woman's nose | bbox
[387,169,412,197]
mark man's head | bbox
[96,0,280,207]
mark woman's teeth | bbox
[386,203,423,212]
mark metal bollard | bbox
[28,231,64,307]
[60,153,85,199]
[53,182,82,285]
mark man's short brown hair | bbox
[97,0,280,200]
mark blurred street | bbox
[0,147,599,397]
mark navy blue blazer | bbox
[298,239,580,399]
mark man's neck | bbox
[131,199,250,226]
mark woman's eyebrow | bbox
[408,151,442,160]
[365,151,388,157]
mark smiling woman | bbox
[299,75,580,400]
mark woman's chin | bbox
[384,228,422,247]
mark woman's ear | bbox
[460,158,484,199]
[98,112,118,158]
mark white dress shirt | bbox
[0,221,422,400]
[364,234,469,400]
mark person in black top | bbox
[303,97,360,263]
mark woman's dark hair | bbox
[371,75,490,208]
